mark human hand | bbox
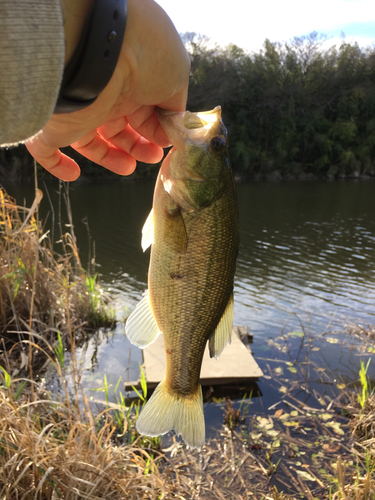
[25,0,190,181]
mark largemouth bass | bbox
[126,106,239,449]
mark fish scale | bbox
[151,193,236,395]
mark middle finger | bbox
[98,117,164,164]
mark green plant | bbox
[0,366,11,389]
[364,449,375,476]
[1,258,34,300]
[131,365,161,449]
[54,330,65,369]
[239,390,252,419]
[84,272,115,327]
[358,359,371,410]
[0,365,26,402]
[132,364,147,401]
[14,380,26,401]
[89,365,160,449]
[85,272,98,299]
[266,443,281,476]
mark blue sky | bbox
[155,0,375,52]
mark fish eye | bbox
[210,136,226,151]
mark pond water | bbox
[3,179,375,438]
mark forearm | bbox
[0,0,95,147]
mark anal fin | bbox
[125,290,161,348]
[209,294,234,359]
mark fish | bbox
[125,106,239,449]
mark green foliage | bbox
[84,273,115,328]
[186,33,375,179]
[0,365,26,401]
[14,380,26,401]
[1,258,34,300]
[0,366,11,389]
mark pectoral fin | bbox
[141,204,187,254]
[125,290,161,348]
[209,294,234,359]
[165,207,188,253]
[141,209,154,252]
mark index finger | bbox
[126,106,171,147]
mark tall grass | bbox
[0,185,114,378]
[91,365,161,449]
[0,359,170,499]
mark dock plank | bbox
[142,327,263,389]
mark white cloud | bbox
[156,0,375,52]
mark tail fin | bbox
[136,379,205,449]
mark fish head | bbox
[156,107,230,211]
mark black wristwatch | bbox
[54,0,127,113]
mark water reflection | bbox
[234,181,375,335]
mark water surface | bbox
[4,179,375,420]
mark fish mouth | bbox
[156,107,223,142]
[155,106,226,149]
[184,107,222,131]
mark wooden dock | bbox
[127,326,263,390]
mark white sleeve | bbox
[0,0,65,146]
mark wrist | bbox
[55,0,127,113]
[60,0,94,65]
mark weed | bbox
[54,330,65,369]
[223,398,241,428]
[239,390,252,419]
[88,364,160,450]
[358,359,371,410]
[0,365,11,389]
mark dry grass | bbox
[0,378,198,499]
[335,393,375,500]
[347,394,375,444]
[3,376,373,500]
[160,329,375,500]
[0,185,113,378]
[345,324,375,343]
[0,377,309,500]
[0,353,373,500]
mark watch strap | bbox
[54,0,127,113]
